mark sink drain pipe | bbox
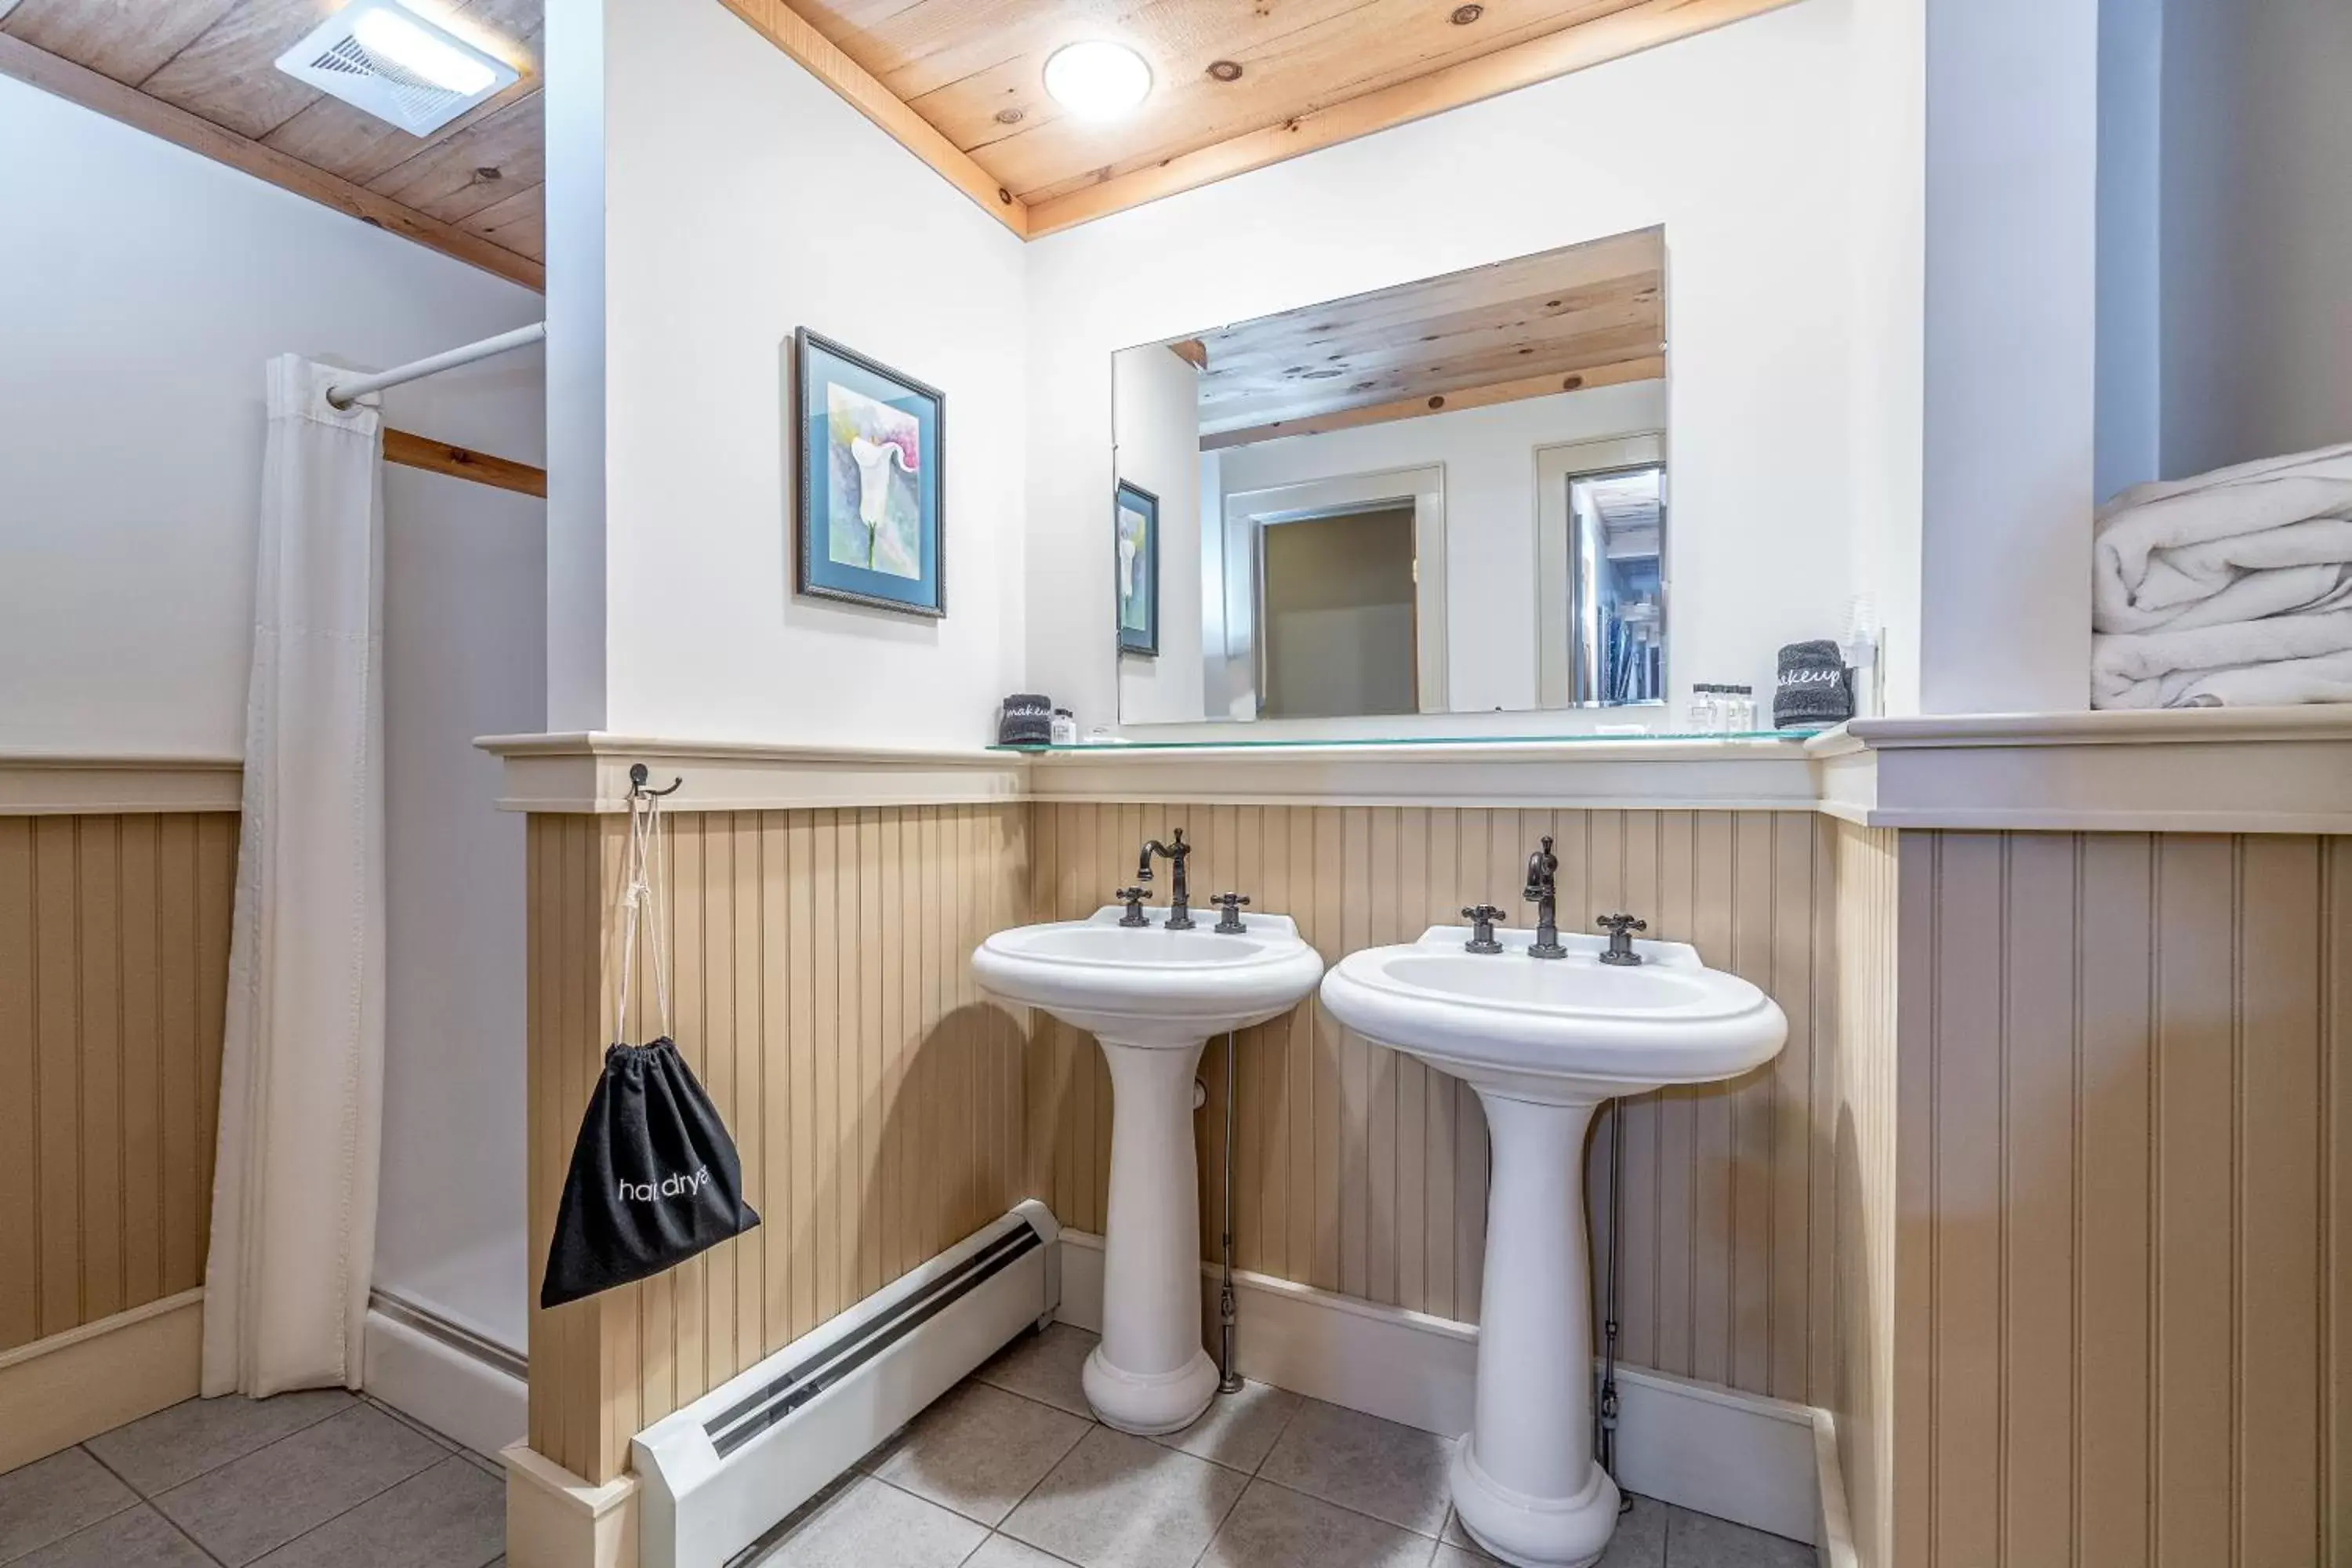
[1217,1028,1243,1393]
[1595,1098,1630,1512]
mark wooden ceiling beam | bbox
[384,429,548,498]
[0,33,544,292]
[1023,0,1801,237]
[1199,354,1664,451]
[717,0,1029,238]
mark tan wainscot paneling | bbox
[1857,830,2352,1568]
[0,812,236,1353]
[518,789,2352,1568]
[1828,820,1898,1568]
[1027,803,1844,1408]
[0,811,236,1469]
[524,804,1032,1484]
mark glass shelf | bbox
[989,729,1819,753]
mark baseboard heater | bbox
[633,1200,1062,1568]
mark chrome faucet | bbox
[1524,835,1566,958]
[1138,828,1194,929]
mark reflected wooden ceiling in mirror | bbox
[1194,226,1663,449]
[0,0,543,289]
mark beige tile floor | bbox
[2,1323,1811,1568]
[746,1323,1815,1568]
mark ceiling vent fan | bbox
[274,0,517,137]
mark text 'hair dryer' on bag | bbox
[542,790,759,1310]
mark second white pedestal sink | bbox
[1322,924,1786,1568]
[974,907,1323,1434]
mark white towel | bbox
[2092,607,2352,708]
[2094,441,2352,633]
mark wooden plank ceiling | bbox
[1189,225,1664,448]
[0,0,1788,273]
[0,0,543,288]
[733,0,1796,235]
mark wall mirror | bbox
[1111,226,1668,729]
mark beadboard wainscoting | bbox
[0,812,236,1352]
[0,808,236,1470]
[522,804,1033,1484]
[1828,821,1898,1568]
[1025,802,1842,1410]
[1869,830,2352,1568]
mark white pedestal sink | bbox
[1321,924,1786,1568]
[974,907,1324,1434]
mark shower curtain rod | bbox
[326,321,546,410]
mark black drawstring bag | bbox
[542,795,759,1309]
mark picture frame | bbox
[1115,478,1159,656]
[793,327,946,619]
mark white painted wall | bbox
[1113,346,1207,725]
[589,0,1028,748]
[2096,0,2164,503]
[0,74,546,1352]
[1844,0,1926,717]
[1025,0,1856,737]
[2159,0,2352,479]
[0,72,543,757]
[543,0,610,734]
[1212,382,1668,717]
[1915,0,2100,714]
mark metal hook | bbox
[628,763,684,800]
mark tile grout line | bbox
[179,1407,460,1568]
[90,1395,356,1502]
[74,1443,230,1568]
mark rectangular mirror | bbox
[1112,226,1667,729]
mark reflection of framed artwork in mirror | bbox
[1115,479,1160,655]
[793,327,946,618]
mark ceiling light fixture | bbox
[352,3,498,95]
[1042,41,1152,121]
[275,0,518,137]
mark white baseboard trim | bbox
[0,1289,204,1472]
[1057,1231,1819,1545]
[362,1294,527,1460]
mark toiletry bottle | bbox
[1686,684,1719,735]
[1050,708,1077,746]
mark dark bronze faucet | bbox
[1598,913,1648,966]
[1138,828,1194,929]
[1524,836,1566,958]
[1462,905,1506,954]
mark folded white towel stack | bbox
[2092,441,2352,708]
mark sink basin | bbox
[1322,923,1787,1568]
[975,906,1323,1435]
[975,907,1326,1048]
[1321,925,1784,1103]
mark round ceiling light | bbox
[1042,41,1152,120]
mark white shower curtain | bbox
[203,355,387,1396]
